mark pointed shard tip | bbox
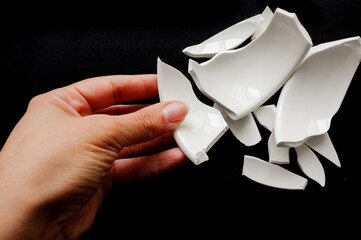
[188,59,199,72]
[195,151,209,165]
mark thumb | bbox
[110,101,188,148]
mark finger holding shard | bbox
[157,58,228,165]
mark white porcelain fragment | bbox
[189,8,312,120]
[253,105,290,164]
[157,58,228,165]
[182,14,263,58]
[253,104,276,132]
[242,155,307,190]
[295,144,326,187]
[268,132,290,164]
[215,104,261,146]
[275,36,361,147]
[251,6,273,40]
[305,133,340,167]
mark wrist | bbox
[0,155,53,239]
[0,185,55,240]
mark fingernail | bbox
[162,101,188,123]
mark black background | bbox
[1,0,360,238]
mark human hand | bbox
[0,74,189,240]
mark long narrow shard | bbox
[242,155,308,190]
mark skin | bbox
[0,74,189,240]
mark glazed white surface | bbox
[157,58,228,165]
[274,37,361,147]
[189,8,312,120]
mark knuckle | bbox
[135,109,159,139]
[28,95,41,106]
[28,94,47,109]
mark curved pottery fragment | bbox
[251,6,273,40]
[157,58,228,165]
[275,37,361,147]
[215,104,261,146]
[253,105,290,164]
[242,155,307,190]
[182,14,263,58]
[305,133,340,167]
[253,104,276,132]
[189,8,312,120]
[268,132,290,164]
[295,145,326,187]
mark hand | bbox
[0,74,189,240]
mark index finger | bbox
[65,74,158,114]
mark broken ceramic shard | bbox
[274,36,361,147]
[305,133,340,167]
[242,155,307,190]
[253,102,326,185]
[251,6,273,40]
[157,58,228,165]
[189,8,312,120]
[253,104,276,132]
[215,104,261,146]
[253,105,290,164]
[268,132,290,164]
[182,14,263,58]
[295,144,326,187]
[253,104,339,167]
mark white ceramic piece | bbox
[182,14,264,58]
[215,104,261,146]
[157,58,228,165]
[242,155,307,190]
[275,36,361,147]
[295,144,326,187]
[268,132,290,164]
[253,104,276,132]
[251,6,273,40]
[305,133,340,167]
[189,8,312,120]
[252,105,290,164]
